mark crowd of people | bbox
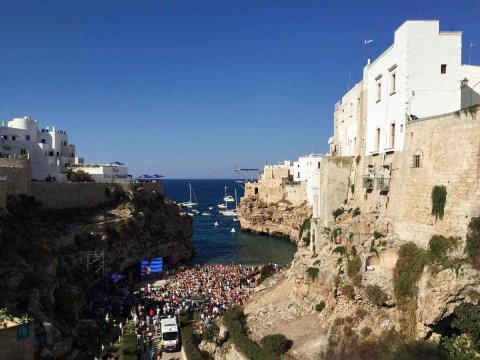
[94,263,282,359]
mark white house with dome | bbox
[0,116,84,181]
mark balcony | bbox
[362,176,374,190]
[376,177,390,192]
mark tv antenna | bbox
[364,39,374,65]
[469,42,476,65]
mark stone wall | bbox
[0,158,32,210]
[350,110,480,247]
[318,157,353,227]
[395,111,480,245]
[244,181,306,207]
[31,182,163,210]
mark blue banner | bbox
[141,258,163,276]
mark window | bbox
[11,136,16,141]
[441,64,447,74]
[41,139,45,143]
[56,152,59,156]
[20,149,26,155]
[413,155,421,168]
[1,135,7,140]
[318,162,320,169]
[390,72,396,94]
[49,151,54,156]
[390,123,396,148]
[26,135,30,141]
[254,187,259,195]
[375,128,381,151]
[297,172,300,178]
[376,81,382,102]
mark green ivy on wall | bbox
[431,185,447,221]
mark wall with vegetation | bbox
[31,182,163,210]
[0,158,31,210]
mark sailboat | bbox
[223,186,235,202]
[220,188,238,217]
[180,183,198,208]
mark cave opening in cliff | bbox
[427,312,459,339]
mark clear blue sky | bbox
[1,0,479,178]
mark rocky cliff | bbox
[0,184,193,358]
[237,195,311,242]
[240,207,480,359]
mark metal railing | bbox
[362,176,374,190]
[376,177,390,192]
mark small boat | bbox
[220,189,239,216]
[224,187,235,202]
[230,228,236,233]
[233,218,240,222]
[180,183,199,207]
[208,206,214,210]
[217,204,226,209]
[192,209,200,214]
[187,213,195,217]
[202,212,211,216]
[214,222,219,226]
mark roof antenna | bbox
[469,42,476,65]
[364,39,374,65]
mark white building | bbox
[332,82,363,157]
[461,65,480,108]
[70,163,132,183]
[0,116,83,181]
[293,154,323,205]
[364,20,463,155]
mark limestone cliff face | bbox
[242,207,480,359]
[237,195,311,242]
[0,184,193,358]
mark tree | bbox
[68,169,94,182]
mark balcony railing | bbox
[376,177,390,192]
[362,176,374,190]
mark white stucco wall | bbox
[364,20,462,155]
[461,65,480,108]
[333,82,362,157]
[0,116,78,181]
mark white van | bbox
[160,317,180,352]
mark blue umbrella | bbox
[152,174,164,179]
[137,174,152,180]
[111,161,125,166]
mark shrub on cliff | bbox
[307,267,319,281]
[347,256,362,278]
[391,340,449,360]
[332,207,345,220]
[342,284,355,300]
[203,323,220,342]
[365,285,387,307]
[299,215,312,241]
[315,301,326,312]
[431,185,447,221]
[393,243,426,303]
[452,303,480,350]
[181,325,205,360]
[67,169,94,182]
[261,334,290,356]
[465,217,480,269]
[223,308,279,360]
[427,235,459,265]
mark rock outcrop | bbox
[238,195,311,242]
[0,184,193,357]
[240,206,480,359]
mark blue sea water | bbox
[162,179,297,267]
